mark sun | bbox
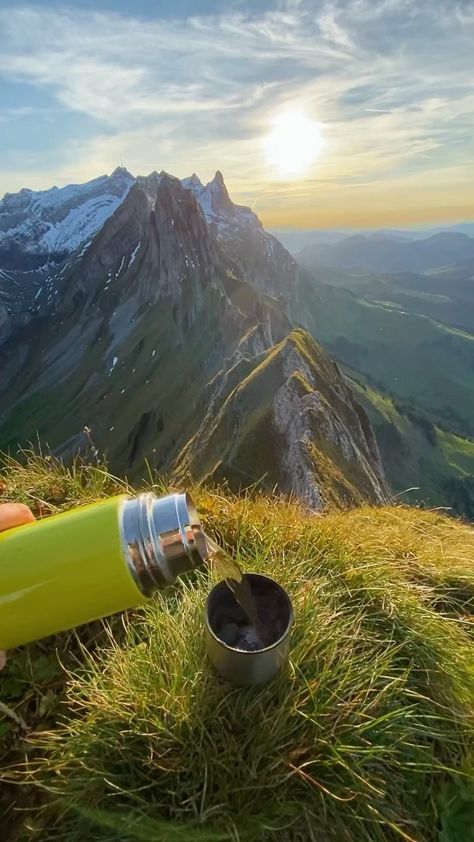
[263,111,324,177]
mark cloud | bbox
[0,105,47,124]
[0,4,358,129]
[0,1,472,225]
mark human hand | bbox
[0,503,35,671]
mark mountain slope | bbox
[293,271,474,438]
[292,256,474,516]
[348,374,474,518]
[299,258,474,333]
[0,170,387,508]
[0,167,134,344]
[175,329,387,507]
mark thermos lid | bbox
[121,492,207,594]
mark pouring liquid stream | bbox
[204,535,261,633]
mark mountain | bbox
[183,171,296,302]
[174,329,387,508]
[274,223,474,257]
[270,228,422,256]
[269,229,349,254]
[0,167,134,345]
[420,221,474,239]
[0,166,133,258]
[298,231,474,274]
[0,169,388,509]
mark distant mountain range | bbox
[0,169,388,509]
[272,223,474,255]
[297,231,474,275]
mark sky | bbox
[0,0,472,229]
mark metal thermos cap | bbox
[120,492,207,595]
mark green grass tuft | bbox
[1,453,473,841]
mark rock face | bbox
[0,168,389,509]
[183,171,297,304]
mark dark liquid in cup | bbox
[204,535,258,625]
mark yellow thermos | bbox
[0,492,207,649]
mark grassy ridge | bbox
[174,329,387,507]
[0,453,473,841]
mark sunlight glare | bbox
[264,111,324,177]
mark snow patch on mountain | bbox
[181,170,277,253]
[39,195,126,253]
[0,167,134,257]
[128,241,141,268]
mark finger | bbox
[0,505,35,668]
[0,503,36,532]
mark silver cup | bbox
[205,573,293,686]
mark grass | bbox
[1,452,474,841]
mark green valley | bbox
[294,264,474,517]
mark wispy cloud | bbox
[0,105,48,124]
[0,1,472,225]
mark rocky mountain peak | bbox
[57,170,221,321]
[181,173,202,191]
[205,170,233,215]
[110,165,134,180]
[0,168,134,264]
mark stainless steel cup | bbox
[205,573,293,686]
